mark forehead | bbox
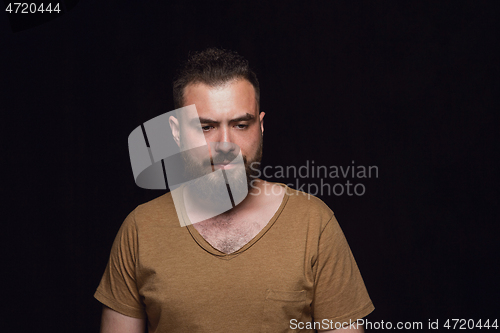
[182,79,258,120]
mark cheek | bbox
[180,127,208,149]
[239,134,261,155]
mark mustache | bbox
[212,152,244,165]
[196,152,246,167]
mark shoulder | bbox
[284,184,333,214]
[130,191,180,229]
[276,183,335,231]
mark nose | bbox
[213,141,236,155]
[212,126,235,154]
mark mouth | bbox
[213,160,241,170]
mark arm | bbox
[100,305,146,333]
[313,216,373,333]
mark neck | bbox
[183,179,266,224]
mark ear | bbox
[259,111,265,136]
[169,115,181,148]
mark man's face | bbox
[173,79,265,193]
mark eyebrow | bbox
[192,113,256,125]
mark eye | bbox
[235,124,248,129]
[201,125,214,132]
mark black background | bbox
[1,1,498,332]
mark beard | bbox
[180,137,263,206]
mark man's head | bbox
[169,48,264,200]
[173,47,260,110]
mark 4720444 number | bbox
[444,319,498,330]
[6,3,61,14]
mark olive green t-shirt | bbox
[94,185,374,332]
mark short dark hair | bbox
[173,48,260,109]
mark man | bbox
[95,48,374,332]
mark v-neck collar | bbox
[178,183,290,259]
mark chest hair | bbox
[194,215,262,254]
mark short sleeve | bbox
[311,214,374,327]
[94,210,146,319]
